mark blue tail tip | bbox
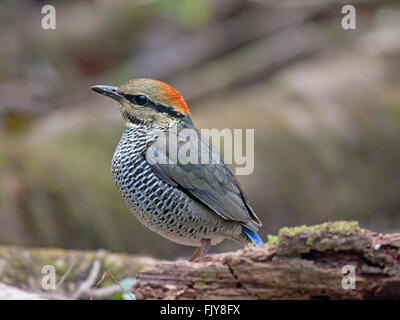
[243,226,264,247]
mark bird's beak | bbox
[91,85,123,102]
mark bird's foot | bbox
[189,238,211,262]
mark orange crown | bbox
[157,81,190,115]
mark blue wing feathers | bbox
[243,226,264,246]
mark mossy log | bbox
[0,246,159,299]
[132,221,400,300]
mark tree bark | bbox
[132,221,400,300]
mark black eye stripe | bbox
[150,103,184,119]
[121,94,185,119]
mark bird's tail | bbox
[243,226,264,246]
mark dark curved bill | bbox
[91,85,123,102]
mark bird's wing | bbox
[146,125,261,230]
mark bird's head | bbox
[91,79,191,127]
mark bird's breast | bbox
[111,126,242,247]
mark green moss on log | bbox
[267,221,365,255]
[278,221,359,238]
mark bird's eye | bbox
[135,95,148,105]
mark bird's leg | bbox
[189,239,211,262]
[199,238,211,259]
[189,247,201,262]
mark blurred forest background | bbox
[0,0,399,259]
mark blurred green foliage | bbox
[156,0,213,28]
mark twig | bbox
[90,271,108,300]
[56,262,75,290]
[71,250,105,299]
[108,272,135,300]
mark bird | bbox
[91,79,264,261]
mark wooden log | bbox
[132,221,400,300]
